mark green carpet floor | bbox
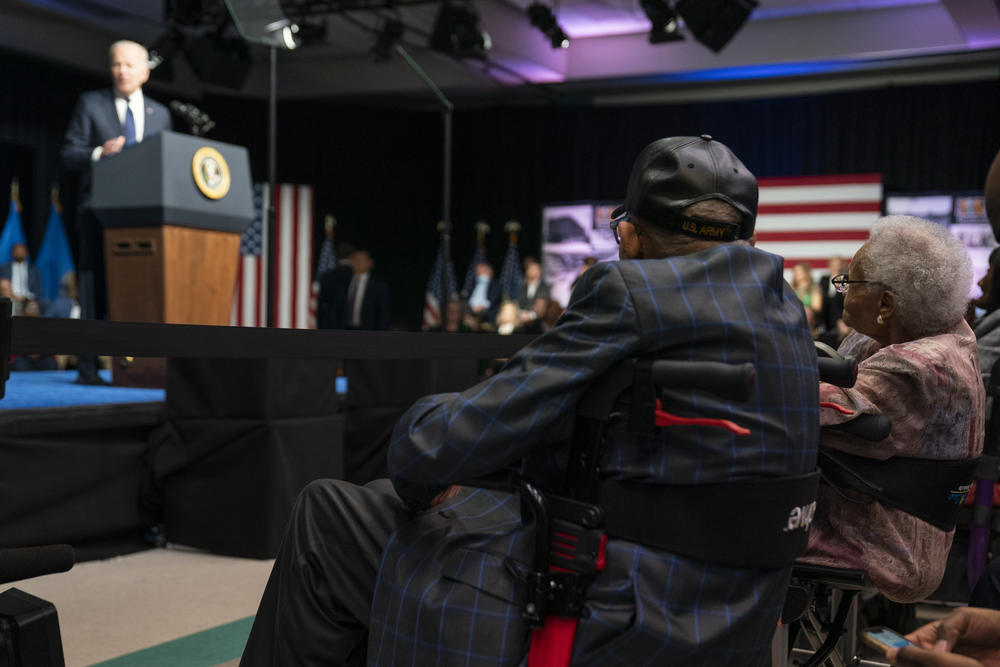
[88,616,253,667]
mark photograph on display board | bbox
[541,203,618,307]
[885,192,996,304]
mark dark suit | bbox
[818,274,845,331]
[62,88,170,380]
[61,88,171,312]
[242,244,819,666]
[318,268,391,330]
[0,262,45,309]
[517,280,551,310]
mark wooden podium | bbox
[91,131,254,386]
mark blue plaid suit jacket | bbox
[369,244,819,666]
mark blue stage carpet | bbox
[0,370,165,410]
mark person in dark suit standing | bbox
[517,257,550,309]
[342,250,391,331]
[241,136,818,666]
[318,249,390,330]
[0,243,45,315]
[61,39,171,384]
[818,255,846,331]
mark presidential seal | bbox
[192,146,231,200]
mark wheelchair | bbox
[473,346,982,667]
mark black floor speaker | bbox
[0,588,64,667]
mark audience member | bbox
[240,135,818,666]
[791,262,823,318]
[972,247,1000,378]
[10,298,58,371]
[43,271,81,319]
[516,296,550,335]
[0,243,44,315]
[428,297,474,333]
[494,300,520,335]
[800,215,984,603]
[466,261,500,326]
[986,147,1000,243]
[886,606,1000,666]
[517,257,550,318]
[819,255,846,331]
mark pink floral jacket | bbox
[801,320,985,602]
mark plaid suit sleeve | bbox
[389,261,641,509]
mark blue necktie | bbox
[123,104,137,145]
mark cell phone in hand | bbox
[862,626,915,652]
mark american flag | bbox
[753,174,883,273]
[307,228,337,328]
[231,183,315,328]
[422,241,458,330]
[498,243,522,303]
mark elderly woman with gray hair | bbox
[801,215,985,603]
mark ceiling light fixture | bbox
[429,1,491,59]
[641,0,684,44]
[675,0,757,53]
[527,2,569,49]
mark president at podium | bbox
[61,39,171,385]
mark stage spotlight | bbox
[429,1,491,59]
[641,0,684,44]
[675,0,757,53]
[527,2,569,49]
[371,18,404,63]
[223,0,300,49]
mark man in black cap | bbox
[241,136,818,666]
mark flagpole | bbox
[394,45,454,308]
[266,44,277,328]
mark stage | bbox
[0,370,164,411]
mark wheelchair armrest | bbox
[791,562,869,591]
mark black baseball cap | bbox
[612,135,758,241]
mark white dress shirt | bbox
[90,90,146,161]
[348,273,370,327]
[10,261,30,299]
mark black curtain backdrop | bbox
[3,45,999,329]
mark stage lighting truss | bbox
[527,2,569,49]
[641,0,684,44]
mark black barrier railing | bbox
[9,318,537,359]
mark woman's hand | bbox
[886,607,1000,667]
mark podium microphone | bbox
[0,545,75,585]
[169,100,215,137]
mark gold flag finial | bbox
[51,184,62,214]
[324,214,336,238]
[10,178,21,213]
[504,220,521,246]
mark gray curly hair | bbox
[860,215,971,338]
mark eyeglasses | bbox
[830,273,870,293]
[609,213,628,245]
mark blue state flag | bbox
[0,198,28,264]
[498,243,523,302]
[36,202,76,303]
